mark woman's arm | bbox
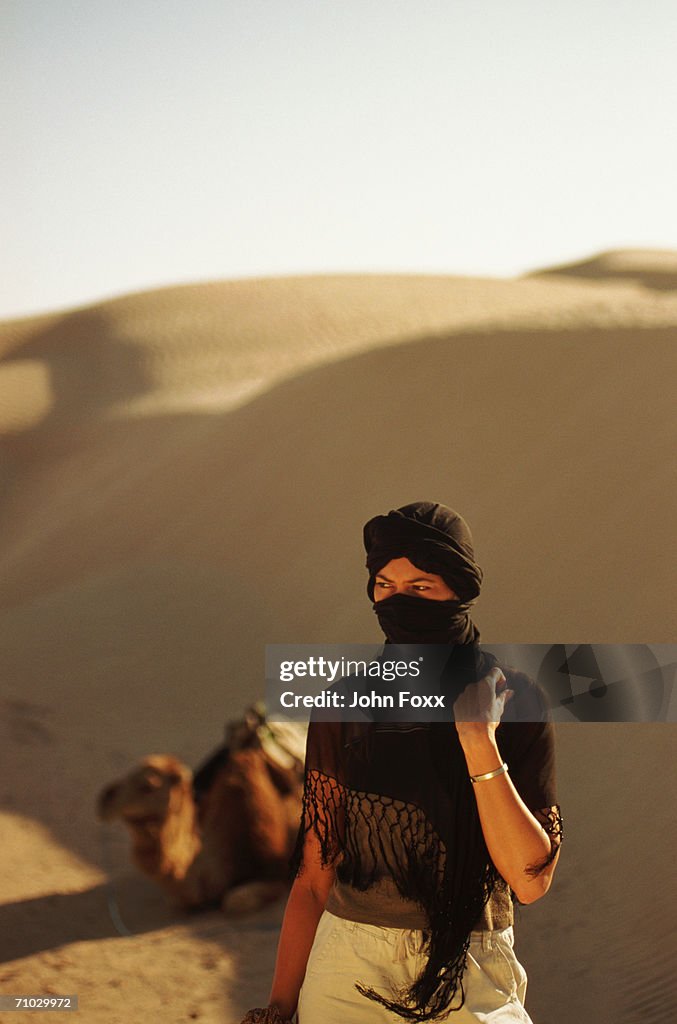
[267,827,336,1019]
[454,667,561,905]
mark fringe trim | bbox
[290,769,500,1021]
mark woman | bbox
[242,502,563,1023]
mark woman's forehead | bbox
[375,557,444,580]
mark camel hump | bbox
[194,705,308,799]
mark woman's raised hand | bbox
[452,666,513,739]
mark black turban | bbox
[363,501,483,604]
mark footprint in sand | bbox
[0,698,55,745]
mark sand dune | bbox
[530,247,677,291]
[0,253,675,1023]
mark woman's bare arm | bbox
[267,823,336,1019]
[454,667,561,904]
[458,735,561,904]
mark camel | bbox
[97,708,307,915]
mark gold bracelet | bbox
[470,762,508,784]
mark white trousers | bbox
[296,910,533,1023]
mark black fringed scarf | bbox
[290,502,560,1021]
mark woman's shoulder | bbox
[501,665,551,724]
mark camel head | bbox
[97,754,194,829]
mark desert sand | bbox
[0,250,675,1024]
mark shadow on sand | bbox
[0,873,186,964]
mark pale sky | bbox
[3,0,677,320]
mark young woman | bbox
[241,502,563,1023]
